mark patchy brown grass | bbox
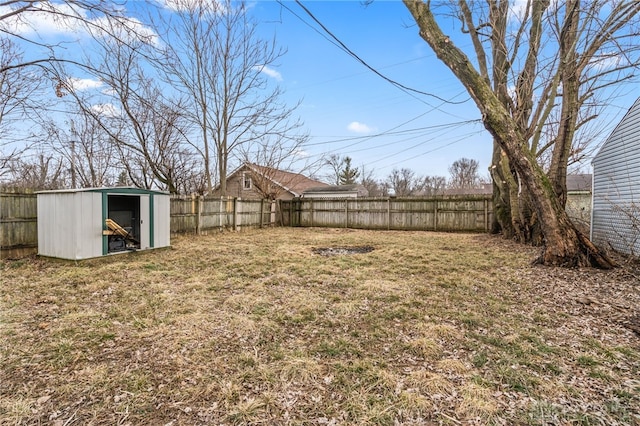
[1,228,639,425]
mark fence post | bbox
[309,199,313,227]
[271,200,276,226]
[197,195,202,235]
[234,197,239,231]
[219,197,223,230]
[434,200,438,231]
[260,199,264,228]
[277,200,283,226]
[484,198,488,231]
[387,198,391,230]
[345,199,349,228]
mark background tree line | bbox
[0,0,310,195]
[325,155,488,197]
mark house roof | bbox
[304,184,365,193]
[242,163,328,197]
[303,184,369,197]
[566,174,592,192]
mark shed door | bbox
[140,195,150,249]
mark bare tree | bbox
[448,157,480,189]
[45,114,119,189]
[155,0,304,195]
[360,165,386,197]
[58,21,197,194]
[0,1,150,73]
[3,151,65,190]
[385,168,423,196]
[403,0,640,267]
[324,154,344,185]
[323,155,360,185]
[0,38,46,178]
[418,175,447,196]
[384,168,446,197]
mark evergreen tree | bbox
[338,156,359,185]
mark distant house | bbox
[565,174,592,225]
[441,176,593,225]
[212,163,329,200]
[302,184,369,199]
[591,97,640,256]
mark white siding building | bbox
[591,97,640,256]
[37,187,170,260]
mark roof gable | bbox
[221,163,328,197]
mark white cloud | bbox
[588,53,623,72]
[292,149,309,159]
[67,78,103,91]
[347,121,375,134]
[253,65,282,81]
[509,0,529,21]
[0,3,87,36]
[0,4,157,46]
[91,103,120,118]
[90,16,159,46]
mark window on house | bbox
[242,172,252,190]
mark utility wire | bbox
[305,118,480,147]
[374,129,486,170]
[288,0,468,105]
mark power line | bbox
[305,118,480,147]
[278,0,468,109]
[377,129,486,169]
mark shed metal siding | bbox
[591,98,640,256]
[153,194,171,248]
[37,193,72,259]
[76,192,103,259]
[37,188,170,260]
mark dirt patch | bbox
[311,246,375,256]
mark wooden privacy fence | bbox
[170,196,276,234]
[1,193,38,259]
[1,193,491,259]
[280,196,493,232]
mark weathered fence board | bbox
[1,193,38,258]
[170,197,276,234]
[280,196,493,232]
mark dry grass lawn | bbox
[1,228,639,425]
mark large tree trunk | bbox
[404,1,615,268]
[491,143,544,245]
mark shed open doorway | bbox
[107,195,141,252]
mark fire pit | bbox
[311,246,374,256]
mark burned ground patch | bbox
[311,245,375,256]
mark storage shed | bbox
[37,187,170,260]
[591,97,640,256]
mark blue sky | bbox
[249,1,491,179]
[7,0,640,183]
[243,1,640,180]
